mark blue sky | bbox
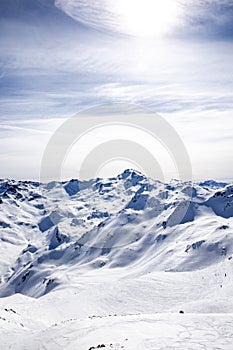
[0,0,233,181]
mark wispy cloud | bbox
[55,0,233,40]
[180,0,233,39]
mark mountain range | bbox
[0,170,233,349]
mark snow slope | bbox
[0,170,233,349]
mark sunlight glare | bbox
[113,0,180,37]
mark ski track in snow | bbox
[1,312,233,349]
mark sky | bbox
[0,0,233,181]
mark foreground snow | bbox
[0,170,233,349]
[1,265,233,349]
[1,309,233,350]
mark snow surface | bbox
[0,170,233,349]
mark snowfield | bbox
[0,170,233,349]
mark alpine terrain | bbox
[0,169,233,349]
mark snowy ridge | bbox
[1,170,233,349]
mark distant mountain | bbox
[199,179,229,188]
[0,170,233,298]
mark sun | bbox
[113,0,181,37]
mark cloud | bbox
[165,109,233,181]
[0,118,65,179]
[54,0,233,40]
[0,108,232,181]
[179,0,233,39]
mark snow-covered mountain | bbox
[1,170,233,349]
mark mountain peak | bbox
[117,168,147,180]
